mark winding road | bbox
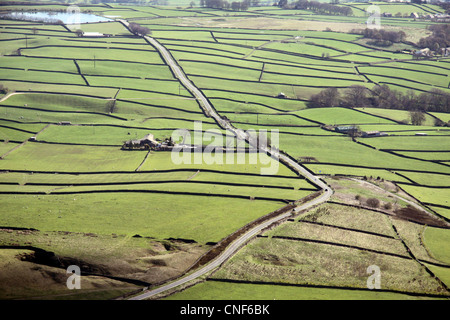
[117,20,333,300]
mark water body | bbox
[2,11,112,24]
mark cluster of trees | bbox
[418,24,450,51]
[230,1,250,11]
[200,0,227,9]
[308,85,450,117]
[200,0,260,10]
[0,84,10,95]
[278,0,353,16]
[128,22,151,36]
[438,2,450,14]
[351,28,406,47]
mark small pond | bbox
[1,11,112,24]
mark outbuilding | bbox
[122,134,160,150]
[335,125,358,133]
[361,131,387,138]
[79,32,112,38]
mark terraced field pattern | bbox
[0,1,449,301]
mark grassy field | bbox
[424,227,450,265]
[166,280,442,300]
[172,191,450,299]
[209,235,443,294]
[0,192,286,244]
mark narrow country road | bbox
[118,20,333,300]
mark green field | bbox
[425,227,450,264]
[0,1,449,301]
[0,192,286,244]
[172,198,450,299]
[166,280,441,300]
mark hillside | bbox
[0,1,449,302]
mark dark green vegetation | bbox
[0,1,449,300]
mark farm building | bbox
[432,13,450,22]
[78,32,112,38]
[334,125,358,133]
[122,134,174,151]
[122,134,159,150]
[361,131,387,138]
[412,48,433,59]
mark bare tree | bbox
[409,110,426,125]
[371,84,397,109]
[342,85,369,108]
[129,22,151,37]
[366,198,380,208]
[308,87,340,108]
[347,124,360,138]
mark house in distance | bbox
[75,31,112,37]
[122,134,173,151]
[361,130,388,138]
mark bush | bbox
[367,39,393,47]
[366,198,380,208]
[128,22,151,36]
[383,202,392,210]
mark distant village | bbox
[379,11,450,21]
[408,12,450,21]
[412,47,450,58]
[330,125,430,138]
